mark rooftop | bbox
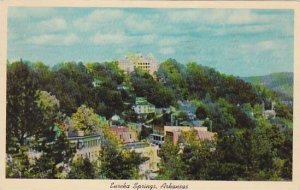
[123,142,150,149]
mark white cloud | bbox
[212,24,275,36]
[226,10,271,24]
[91,33,157,46]
[167,9,276,25]
[139,34,157,44]
[256,40,282,51]
[167,10,200,23]
[159,47,175,55]
[73,9,124,31]
[9,8,56,20]
[158,37,186,47]
[28,33,79,45]
[238,39,289,59]
[125,15,154,32]
[37,18,67,32]
[92,33,130,45]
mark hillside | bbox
[242,72,293,99]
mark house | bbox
[155,107,172,115]
[149,134,164,148]
[109,126,138,144]
[133,97,156,115]
[262,101,276,119]
[164,126,215,145]
[124,141,160,179]
[67,131,102,162]
[92,79,103,87]
[118,53,159,76]
[110,114,122,126]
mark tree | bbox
[7,62,75,178]
[49,62,95,115]
[70,105,102,135]
[130,69,175,107]
[158,130,217,180]
[157,59,188,99]
[274,103,293,120]
[30,132,75,178]
[157,138,186,180]
[6,146,33,178]
[195,104,208,119]
[6,61,43,154]
[67,157,96,179]
[97,126,147,179]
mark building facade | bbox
[164,126,215,145]
[133,97,156,114]
[124,142,160,179]
[68,131,102,162]
[118,53,159,76]
[109,126,138,144]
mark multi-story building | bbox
[67,131,102,162]
[124,141,160,179]
[133,97,156,115]
[109,126,138,144]
[149,134,164,148]
[118,53,159,76]
[164,126,215,145]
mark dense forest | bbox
[6,58,293,180]
[243,72,293,101]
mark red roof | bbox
[109,126,133,133]
[197,131,215,141]
[109,126,138,144]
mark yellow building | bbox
[124,142,160,179]
[118,53,159,76]
[164,126,216,144]
[68,131,102,162]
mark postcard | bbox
[0,1,299,190]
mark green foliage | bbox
[274,103,293,120]
[158,131,217,180]
[6,58,293,180]
[30,132,75,178]
[139,125,153,140]
[242,72,293,99]
[6,61,44,153]
[70,105,102,135]
[98,126,147,179]
[185,62,261,105]
[157,139,186,180]
[131,69,176,107]
[67,157,96,179]
[6,146,33,178]
[157,59,188,99]
[195,104,208,119]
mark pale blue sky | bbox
[8,8,294,77]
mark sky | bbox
[7,7,294,77]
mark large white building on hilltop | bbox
[118,53,159,76]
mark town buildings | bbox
[124,142,160,179]
[149,126,216,146]
[133,97,156,115]
[68,131,102,162]
[118,53,159,76]
[164,126,215,145]
[109,126,138,144]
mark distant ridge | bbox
[242,72,293,98]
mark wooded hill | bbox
[6,59,293,180]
